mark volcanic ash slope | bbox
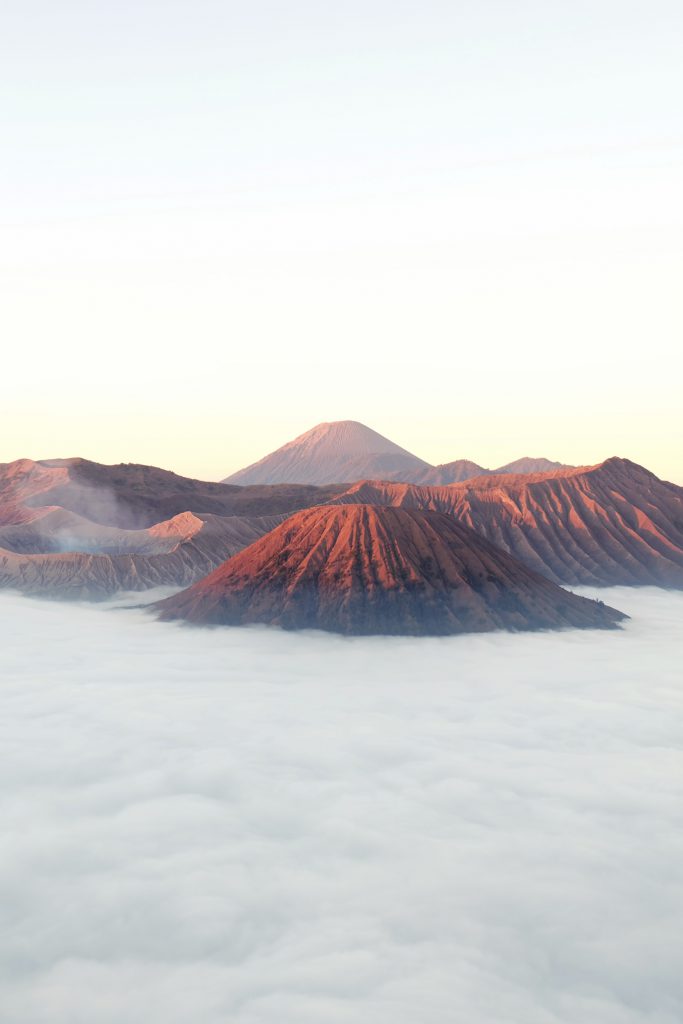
[156,505,625,636]
[332,458,683,588]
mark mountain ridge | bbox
[155,504,626,635]
[1,452,681,598]
[330,457,683,587]
[222,420,572,486]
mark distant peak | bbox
[291,420,394,443]
[493,457,569,475]
[592,456,658,479]
[310,419,364,429]
[223,420,430,486]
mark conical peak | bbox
[281,420,415,455]
[223,421,430,486]
[156,502,626,635]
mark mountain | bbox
[222,421,432,485]
[412,459,572,485]
[415,459,489,485]
[0,458,340,598]
[330,458,683,588]
[413,458,571,485]
[155,504,625,635]
[493,457,567,474]
[3,451,680,601]
[0,457,341,528]
[222,420,573,486]
[0,512,286,599]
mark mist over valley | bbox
[2,585,682,1023]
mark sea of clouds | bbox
[2,586,682,1024]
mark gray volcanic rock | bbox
[0,513,285,599]
[222,421,431,485]
[0,508,201,556]
[0,458,340,528]
[155,504,626,635]
[0,457,346,598]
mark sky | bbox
[2,1,682,482]
[2,585,682,1022]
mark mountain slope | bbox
[155,505,625,635]
[222,421,431,485]
[493,457,568,474]
[0,458,340,597]
[415,460,489,485]
[330,459,683,587]
[0,513,286,598]
[221,420,573,485]
[0,458,340,528]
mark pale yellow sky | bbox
[3,2,682,483]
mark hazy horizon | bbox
[3,417,682,487]
[3,2,682,482]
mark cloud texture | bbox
[1,587,682,1023]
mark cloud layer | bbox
[2,587,682,1023]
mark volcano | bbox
[331,458,683,587]
[0,458,340,598]
[414,459,489,485]
[222,420,571,485]
[222,421,431,485]
[493,457,567,474]
[155,505,625,635]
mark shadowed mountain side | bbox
[0,508,204,555]
[0,513,285,599]
[0,458,341,528]
[0,458,342,597]
[155,505,625,636]
[330,459,683,588]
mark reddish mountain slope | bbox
[2,454,679,599]
[156,505,624,635]
[331,459,683,587]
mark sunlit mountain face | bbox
[1,427,682,636]
[155,504,625,634]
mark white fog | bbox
[2,587,682,1023]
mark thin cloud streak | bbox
[1,587,682,1023]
